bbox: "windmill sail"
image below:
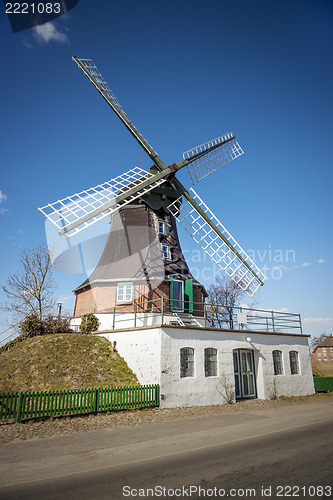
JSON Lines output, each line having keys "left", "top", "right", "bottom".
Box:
{"left": 73, "top": 57, "right": 166, "bottom": 172}
{"left": 39, "top": 166, "right": 168, "bottom": 238}
{"left": 183, "top": 133, "right": 244, "bottom": 185}
{"left": 168, "top": 188, "right": 266, "bottom": 297}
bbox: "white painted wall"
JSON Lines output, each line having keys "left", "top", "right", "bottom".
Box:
{"left": 97, "top": 325, "right": 314, "bottom": 409}
{"left": 99, "top": 328, "right": 161, "bottom": 385}
{"left": 159, "top": 328, "right": 314, "bottom": 408}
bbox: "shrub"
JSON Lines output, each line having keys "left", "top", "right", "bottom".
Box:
{"left": 20, "top": 314, "right": 45, "bottom": 338}
{"left": 80, "top": 313, "right": 100, "bottom": 334}
{"left": 19, "top": 313, "right": 73, "bottom": 339}
{"left": 44, "top": 314, "right": 73, "bottom": 335}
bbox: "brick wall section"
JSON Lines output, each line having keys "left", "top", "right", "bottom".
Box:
{"left": 311, "top": 347, "right": 333, "bottom": 363}
{"left": 74, "top": 280, "right": 205, "bottom": 317}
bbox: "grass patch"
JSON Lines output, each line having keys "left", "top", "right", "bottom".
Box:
{"left": 0, "top": 334, "right": 138, "bottom": 392}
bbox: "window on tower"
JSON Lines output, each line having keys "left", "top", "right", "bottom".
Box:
{"left": 162, "top": 244, "right": 171, "bottom": 260}
{"left": 116, "top": 282, "right": 133, "bottom": 303}
{"left": 158, "top": 220, "right": 166, "bottom": 235}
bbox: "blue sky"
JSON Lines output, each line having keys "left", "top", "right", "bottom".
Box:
{"left": 0, "top": 0, "right": 332, "bottom": 339}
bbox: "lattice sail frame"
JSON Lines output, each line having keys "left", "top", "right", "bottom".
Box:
{"left": 77, "top": 59, "right": 129, "bottom": 121}
{"left": 183, "top": 133, "right": 244, "bottom": 185}
{"left": 168, "top": 188, "right": 266, "bottom": 297}
{"left": 39, "top": 167, "right": 167, "bottom": 238}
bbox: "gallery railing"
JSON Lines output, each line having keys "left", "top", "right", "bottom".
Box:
{"left": 105, "top": 298, "right": 303, "bottom": 334}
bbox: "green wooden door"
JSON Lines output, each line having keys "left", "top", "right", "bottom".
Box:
{"left": 233, "top": 349, "right": 257, "bottom": 399}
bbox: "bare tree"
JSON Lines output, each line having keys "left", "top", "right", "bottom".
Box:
{"left": 206, "top": 275, "right": 250, "bottom": 329}
{"left": 1, "top": 243, "right": 56, "bottom": 322}
{"left": 310, "top": 333, "right": 328, "bottom": 353}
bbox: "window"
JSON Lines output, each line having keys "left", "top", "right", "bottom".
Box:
{"left": 330, "top": 347, "right": 333, "bottom": 359}
{"left": 317, "top": 352, "right": 322, "bottom": 361}
{"left": 205, "top": 348, "right": 217, "bottom": 377}
{"left": 180, "top": 347, "right": 194, "bottom": 378}
{"left": 272, "top": 350, "right": 283, "bottom": 375}
{"left": 162, "top": 244, "right": 171, "bottom": 260}
{"left": 289, "top": 351, "right": 299, "bottom": 375}
{"left": 158, "top": 220, "right": 166, "bottom": 235}
{"left": 171, "top": 279, "right": 184, "bottom": 312}
{"left": 116, "top": 282, "right": 133, "bottom": 303}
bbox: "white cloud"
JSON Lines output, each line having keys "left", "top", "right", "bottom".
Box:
{"left": 33, "top": 22, "right": 69, "bottom": 44}
{"left": 276, "top": 307, "right": 291, "bottom": 313}
{"left": 0, "top": 191, "right": 8, "bottom": 214}
{"left": 0, "top": 190, "right": 7, "bottom": 203}
{"left": 293, "top": 262, "right": 312, "bottom": 269}
{"left": 57, "top": 295, "right": 72, "bottom": 303}
{"left": 318, "top": 258, "right": 325, "bottom": 264}
{"left": 303, "top": 317, "right": 333, "bottom": 326}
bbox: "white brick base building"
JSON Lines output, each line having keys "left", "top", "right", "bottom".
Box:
{"left": 99, "top": 324, "right": 315, "bottom": 408}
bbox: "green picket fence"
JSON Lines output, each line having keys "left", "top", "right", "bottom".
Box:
{"left": 313, "top": 376, "right": 333, "bottom": 393}
{"left": 0, "top": 384, "right": 159, "bottom": 423}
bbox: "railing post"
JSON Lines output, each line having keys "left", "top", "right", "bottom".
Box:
{"left": 204, "top": 303, "right": 207, "bottom": 328}
{"left": 271, "top": 311, "right": 275, "bottom": 332}
{"left": 16, "top": 392, "right": 24, "bottom": 423}
{"left": 161, "top": 297, "right": 164, "bottom": 324}
{"left": 299, "top": 314, "right": 303, "bottom": 334}
{"left": 112, "top": 307, "right": 116, "bottom": 330}
{"left": 134, "top": 302, "right": 137, "bottom": 328}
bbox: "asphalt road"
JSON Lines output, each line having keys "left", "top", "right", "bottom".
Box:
{"left": 0, "top": 401, "right": 332, "bottom": 500}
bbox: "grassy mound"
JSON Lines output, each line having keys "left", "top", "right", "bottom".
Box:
{"left": 0, "top": 334, "right": 138, "bottom": 392}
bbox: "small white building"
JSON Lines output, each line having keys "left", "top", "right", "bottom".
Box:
{"left": 95, "top": 317, "right": 314, "bottom": 408}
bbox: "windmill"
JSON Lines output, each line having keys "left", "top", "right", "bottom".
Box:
{"left": 39, "top": 58, "right": 266, "bottom": 321}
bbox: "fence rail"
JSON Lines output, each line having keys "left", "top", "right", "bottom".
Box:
{"left": 0, "top": 384, "right": 159, "bottom": 423}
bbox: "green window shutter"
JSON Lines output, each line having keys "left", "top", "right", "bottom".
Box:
{"left": 184, "top": 278, "right": 193, "bottom": 313}
{"left": 170, "top": 276, "right": 174, "bottom": 312}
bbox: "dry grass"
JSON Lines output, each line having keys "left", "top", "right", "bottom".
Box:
{"left": 312, "top": 362, "right": 333, "bottom": 377}
{"left": 0, "top": 334, "right": 138, "bottom": 392}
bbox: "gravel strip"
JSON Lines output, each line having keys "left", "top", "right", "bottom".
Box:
{"left": 0, "top": 393, "right": 332, "bottom": 445}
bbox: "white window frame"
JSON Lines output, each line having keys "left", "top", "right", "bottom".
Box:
{"left": 204, "top": 348, "right": 218, "bottom": 377}
{"left": 289, "top": 350, "right": 300, "bottom": 375}
{"left": 272, "top": 350, "right": 284, "bottom": 375}
{"left": 317, "top": 352, "right": 322, "bottom": 361}
{"left": 162, "top": 244, "right": 171, "bottom": 260}
{"left": 172, "top": 279, "right": 184, "bottom": 312}
{"left": 158, "top": 220, "right": 166, "bottom": 235}
{"left": 180, "top": 347, "right": 195, "bottom": 378}
{"left": 116, "top": 282, "right": 133, "bottom": 303}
